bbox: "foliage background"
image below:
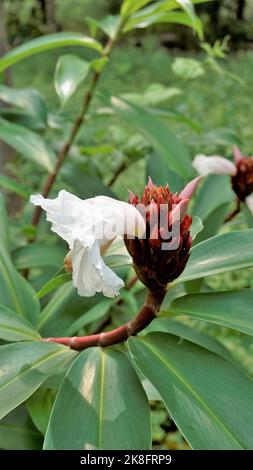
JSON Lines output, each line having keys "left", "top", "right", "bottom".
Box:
{"left": 1, "top": 0, "right": 253, "bottom": 451}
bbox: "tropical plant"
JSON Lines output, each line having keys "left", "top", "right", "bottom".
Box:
{"left": 0, "top": 0, "right": 253, "bottom": 451}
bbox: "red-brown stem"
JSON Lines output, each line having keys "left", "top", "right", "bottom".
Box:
{"left": 126, "top": 274, "right": 138, "bottom": 290}
{"left": 31, "top": 25, "right": 123, "bottom": 229}
{"left": 224, "top": 197, "right": 241, "bottom": 223}
{"left": 42, "top": 288, "right": 166, "bottom": 351}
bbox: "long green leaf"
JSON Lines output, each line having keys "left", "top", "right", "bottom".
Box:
{"left": 167, "top": 289, "right": 253, "bottom": 336}
{"left": 0, "top": 174, "right": 30, "bottom": 198}
{"left": 0, "top": 85, "right": 47, "bottom": 127}
{"left": 12, "top": 243, "right": 65, "bottom": 270}
{"left": 0, "top": 245, "right": 40, "bottom": 325}
{"left": 0, "top": 305, "right": 41, "bottom": 341}
{"left": 0, "top": 118, "right": 56, "bottom": 172}
{"left": 54, "top": 54, "right": 90, "bottom": 105}
{"left": 26, "top": 388, "right": 56, "bottom": 435}
{"left": 121, "top": 0, "right": 151, "bottom": 17}
{"left": 106, "top": 96, "right": 192, "bottom": 179}
{"left": 0, "top": 192, "right": 9, "bottom": 253}
{"left": 44, "top": 348, "right": 151, "bottom": 450}
{"left": 125, "top": 11, "right": 203, "bottom": 38}
{"left": 192, "top": 175, "right": 233, "bottom": 221}
{"left": 0, "top": 33, "right": 102, "bottom": 72}
{"left": 0, "top": 342, "right": 76, "bottom": 420}
{"left": 129, "top": 333, "right": 253, "bottom": 449}
{"left": 147, "top": 318, "right": 234, "bottom": 364}
{"left": 38, "top": 282, "right": 104, "bottom": 336}
{"left": 35, "top": 274, "right": 71, "bottom": 299}
{"left": 146, "top": 151, "right": 184, "bottom": 193}
{"left": 176, "top": 229, "right": 253, "bottom": 283}
{"left": 0, "top": 406, "right": 43, "bottom": 450}
{"left": 66, "top": 297, "right": 116, "bottom": 335}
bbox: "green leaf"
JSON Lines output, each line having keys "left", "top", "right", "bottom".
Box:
{"left": 129, "top": 333, "right": 253, "bottom": 449}
{"left": 0, "top": 342, "right": 76, "bottom": 420}
{"left": 0, "top": 85, "right": 47, "bottom": 127}
{"left": 0, "top": 174, "right": 30, "bottom": 198}
{"left": 242, "top": 202, "right": 253, "bottom": 228}
{"left": 191, "top": 128, "right": 242, "bottom": 147}
{"left": 148, "top": 318, "right": 234, "bottom": 364}
{"left": 176, "top": 230, "right": 253, "bottom": 284}
{"left": 0, "top": 406, "right": 43, "bottom": 450}
{"left": 193, "top": 204, "right": 229, "bottom": 246}
{"left": 12, "top": 243, "right": 65, "bottom": 270}
{"left": 38, "top": 282, "right": 102, "bottom": 335}
{"left": 0, "top": 245, "right": 40, "bottom": 325}
{"left": 172, "top": 57, "right": 205, "bottom": 80}
{"left": 190, "top": 216, "right": 203, "bottom": 241}
{"left": 121, "top": 0, "right": 151, "bottom": 17}
{"left": 0, "top": 33, "right": 102, "bottom": 73}
{"left": 172, "top": 0, "right": 197, "bottom": 26}
{"left": 121, "top": 83, "right": 182, "bottom": 107}
{"left": 0, "top": 192, "right": 9, "bottom": 253}
{"left": 0, "top": 118, "right": 56, "bottom": 172}
{"left": 124, "top": 1, "right": 203, "bottom": 39}
{"left": 66, "top": 297, "right": 116, "bottom": 335}
{"left": 167, "top": 289, "right": 253, "bottom": 336}
{"left": 146, "top": 151, "right": 184, "bottom": 193}
{"left": 62, "top": 165, "right": 116, "bottom": 199}
{"left": 26, "top": 388, "right": 55, "bottom": 435}
{"left": 106, "top": 96, "right": 192, "bottom": 179}
{"left": 44, "top": 348, "right": 151, "bottom": 450}
{"left": 87, "top": 15, "right": 121, "bottom": 40}
{"left": 35, "top": 274, "right": 71, "bottom": 299}
{"left": 0, "top": 305, "right": 41, "bottom": 341}
{"left": 103, "top": 254, "right": 132, "bottom": 268}
{"left": 54, "top": 54, "right": 90, "bottom": 105}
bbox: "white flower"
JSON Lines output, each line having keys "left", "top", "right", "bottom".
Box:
{"left": 193, "top": 154, "right": 237, "bottom": 177}
{"left": 30, "top": 190, "right": 145, "bottom": 298}
{"left": 245, "top": 194, "right": 253, "bottom": 216}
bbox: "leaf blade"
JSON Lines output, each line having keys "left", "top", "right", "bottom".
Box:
{"left": 167, "top": 289, "right": 253, "bottom": 336}
{"left": 44, "top": 348, "right": 151, "bottom": 449}
{"left": 129, "top": 333, "right": 253, "bottom": 449}
{"left": 0, "top": 305, "right": 41, "bottom": 341}
{"left": 0, "top": 118, "right": 56, "bottom": 172}
{"left": 176, "top": 229, "right": 253, "bottom": 283}
{"left": 0, "top": 342, "right": 76, "bottom": 420}
{"left": 0, "top": 33, "right": 102, "bottom": 72}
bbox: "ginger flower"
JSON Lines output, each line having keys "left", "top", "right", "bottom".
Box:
{"left": 30, "top": 191, "right": 145, "bottom": 298}
{"left": 193, "top": 146, "right": 253, "bottom": 213}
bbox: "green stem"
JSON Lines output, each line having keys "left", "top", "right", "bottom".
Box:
{"left": 31, "top": 19, "right": 125, "bottom": 228}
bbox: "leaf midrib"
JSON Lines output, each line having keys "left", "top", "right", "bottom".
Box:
{"left": 0, "top": 254, "right": 23, "bottom": 315}
{"left": 98, "top": 350, "right": 106, "bottom": 450}
{"left": 0, "top": 348, "right": 70, "bottom": 396}
{"left": 141, "top": 339, "right": 245, "bottom": 449}
{"left": 0, "top": 322, "right": 40, "bottom": 340}
{"left": 170, "top": 311, "right": 253, "bottom": 334}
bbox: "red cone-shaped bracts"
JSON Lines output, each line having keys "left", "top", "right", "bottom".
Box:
{"left": 124, "top": 177, "right": 201, "bottom": 290}
{"left": 231, "top": 155, "right": 253, "bottom": 201}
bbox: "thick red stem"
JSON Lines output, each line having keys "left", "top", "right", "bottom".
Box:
{"left": 43, "top": 288, "right": 166, "bottom": 351}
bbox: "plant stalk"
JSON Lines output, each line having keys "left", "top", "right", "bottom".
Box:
{"left": 224, "top": 197, "right": 241, "bottom": 223}
{"left": 31, "top": 23, "right": 124, "bottom": 228}
{"left": 42, "top": 288, "right": 166, "bottom": 351}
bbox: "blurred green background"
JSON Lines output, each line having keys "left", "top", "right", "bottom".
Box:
{"left": 1, "top": 0, "right": 253, "bottom": 450}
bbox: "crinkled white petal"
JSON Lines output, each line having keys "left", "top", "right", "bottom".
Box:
{"left": 30, "top": 191, "right": 145, "bottom": 249}
{"left": 71, "top": 240, "right": 124, "bottom": 298}
{"left": 246, "top": 194, "right": 253, "bottom": 216}
{"left": 193, "top": 154, "right": 236, "bottom": 177}
{"left": 30, "top": 190, "right": 145, "bottom": 297}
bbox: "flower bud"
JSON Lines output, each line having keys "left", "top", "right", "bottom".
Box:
{"left": 124, "top": 177, "right": 200, "bottom": 290}
{"left": 231, "top": 157, "right": 253, "bottom": 201}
